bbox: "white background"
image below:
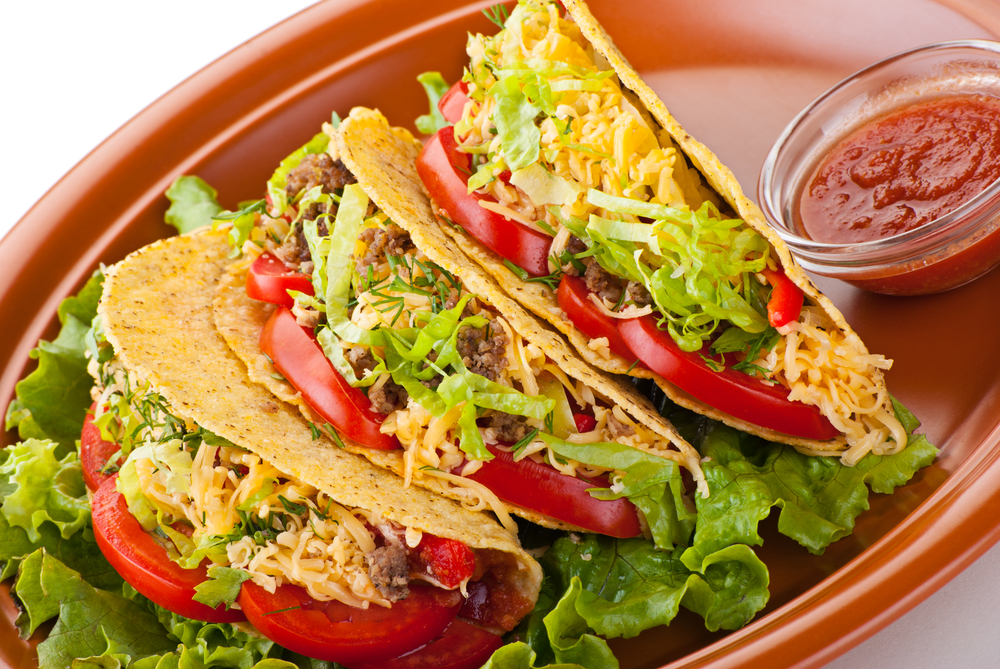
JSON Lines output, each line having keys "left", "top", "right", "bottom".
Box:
{"left": 3, "top": 2, "right": 1000, "bottom": 668}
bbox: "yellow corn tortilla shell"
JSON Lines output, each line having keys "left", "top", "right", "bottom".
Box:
{"left": 213, "top": 107, "right": 706, "bottom": 530}
{"left": 99, "top": 229, "right": 542, "bottom": 608}
{"left": 417, "top": 0, "right": 893, "bottom": 451}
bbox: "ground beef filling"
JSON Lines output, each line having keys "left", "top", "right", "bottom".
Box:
{"left": 456, "top": 318, "right": 508, "bottom": 382}
{"left": 627, "top": 281, "right": 653, "bottom": 307}
{"left": 606, "top": 413, "right": 635, "bottom": 438}
{"left": 488, "top": 411, "right": 531, "bottom": 444}
{"left": 347, "top": 346, "right": 409, "bottom": 415}
{"left": 366, "top": 545, "right": 410, "bottom": 602}
{"left": 583, "top": 259, "right": 624, "bottom": 304}
{"left": 284, "top": 153, "right": 357, "bottom": 197}
{"left": 356, "top": 224, "right": 415, "bottom": 275}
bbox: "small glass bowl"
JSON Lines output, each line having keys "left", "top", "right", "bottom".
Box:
{"left": 758, "top": 40, "right": 1000, "bottom": 296}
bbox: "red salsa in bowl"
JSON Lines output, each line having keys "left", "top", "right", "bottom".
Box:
{"left": 758, "top": 41, "right": 1000, "bottom": 296}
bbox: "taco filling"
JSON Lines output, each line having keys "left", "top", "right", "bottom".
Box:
{"left": 82, "top": 229, "right": 541, "bottom": 667}
{"left": 215, "top": 118, "right": 701, "bottom": 544}
{"left": 414, "top": 0, "right": 903, "bottom": 464}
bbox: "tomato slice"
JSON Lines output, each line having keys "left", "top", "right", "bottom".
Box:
{"left": 618, "top": 316, "right": 839, "bottom": 440}
{"left": 91, "top": 476, "right": 246, "bottom": 623}
{"left": 463, "top": 445, "right": 642, "bottom": 538}
{"left": 350, "top": 620, "right": 502, "bottom": 669}
{"left": 416, "top": 127, "right": 552, "bottom": 278}
{"left": 239, "top": 580, "right": 462, "bottom": 665}
{"left": 246, "top": 253, "right": 314, "bottom": 309}
{"left": 259, "top": 307, "right": 399, "bottom": 450}
{"left": 438, "top": 81, "right": 469, "bottom": 124}
{"left": 556, "top": 275, "right": 638, "bottom": 362}
{"left": 81, "top": 403, "right": 122, "bottom": 492}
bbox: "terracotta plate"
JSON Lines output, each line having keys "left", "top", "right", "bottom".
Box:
{"left": 3, "top": 1, "right": 1000, "bottom": 668}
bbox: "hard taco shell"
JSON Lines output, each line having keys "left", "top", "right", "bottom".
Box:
{"left": 98, "top": 229, "right": 542, "bottom": 610}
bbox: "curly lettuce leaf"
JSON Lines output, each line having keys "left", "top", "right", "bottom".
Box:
{"left": 13, "top": 550, "right": 177, "bottom": 663}
{"left": 680, "top": 421, "right": 939, "bottom": 568}
{"left": 542, "top": 534, "right": 768, "bottom": 638}
{"left": 415, "top": 71, "right": 451, "bottom": 135}
{"left": 0, "top": 439, "right": 89, "bottom": 543}
{"left": 164, "top": 176, "right": 224, "bottom": 235}
{"left": 6, "top": 271, "right": 103, "bottom": 451}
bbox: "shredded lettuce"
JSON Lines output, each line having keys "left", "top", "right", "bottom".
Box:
{"left": 489, "top": 74, "right": 541, "bottom": 172}
{"left": 266, "top": 131, "right": 331, "bottom": 215}
{"left": 540, "top": 435, "right": 694, "bottom": 550}
{"left": 415, "top": 71, "right": 452, "bottom": 135}
{"left": 585, "top": 190, "right": 771, "bottom": 351}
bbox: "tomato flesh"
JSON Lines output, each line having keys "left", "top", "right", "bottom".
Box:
{"left": 411, "top": 535, "right": 476, "bottom": 589}
{"left": 350, "top": 620, "right": 502, "bottom": 669}
{"left": 437, "top": 81, "right": 469, "bottom": 124}
{"left": 556, "top": 275, "right": 638, "bottom": 362}
{"left": 463, "top": 444, "right": 642, "bottom": 538}
{"left": 80, "top": 403, "right": 122, "bottom": 492}
{"left": 246, "top": 253, "right": 314, "bottom": 309}
{"left": 416, "top": 127, "right": 552, "bottom": 277}
{"left": 761, "top": 267, "right": 804, "bottom": 328}
{"left": 91, "top": 476, "right": 246, "bottom": 624}
{"left": 259, "top": 307, "right": 399, "bottom": 450}
{"left": 239, "top": 581, "right": 461, "bottom": 665}
{"left": 573, "top": 413, "right": 597, "bottom": 433}
{"left": 618, "top": 316, "right": 839, "bottom": 440}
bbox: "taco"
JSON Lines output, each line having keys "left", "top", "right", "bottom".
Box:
{"left": 413, "top": 0, "right": 903, "bottom": 464}
{"left": 210, "top": 109, "right": 702, "bottom": 549}
{"left": 87, "top": 228, "right": 542, "bottom": 665}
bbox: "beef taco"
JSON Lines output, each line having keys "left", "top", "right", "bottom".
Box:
{"left": 413, "top": 0, "right": 903, "bottom": 464}
{"left": 211, "top": 109, "right": 703, "bottom": 549}
{"left": 88, "top": 229, "right": 542, "bottom": 665}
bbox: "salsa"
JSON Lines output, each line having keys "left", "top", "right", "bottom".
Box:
{"left": 799, "top": 95, "right": 1000, "bottom": 244}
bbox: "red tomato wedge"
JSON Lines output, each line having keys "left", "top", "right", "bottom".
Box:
{"left": 556, "top": 275, "right": 638, "bottom": 363}
{"left": 410, "top": 535, "right": 477, "bottom": 589}
{"left": 618, "top": 316, "right": 839, "bottom": 440}
{"left": 416, "top": 127, "right": 552, "bottom": 278}
{"left": 246, "top": 253, "right": 313, "bottom": 309}
{"left": 238, "top": 581, "right": 462, "bottom": 665}
{"left": 761, "top": 267, "right": 804, "bottom": 328}
{"left": 438, "top": 81, "right": 469, "bottom": 124}
{"left": 80, "top": 403, "right": 122, "bottom": 492}
{"left": 463, "top": 445, "right": 642, "bottom": 538}
{"left": 91, "top": 476, "right": 246, "bottom": 624}
{"left": 350, "top": 620, "right": 503, "bottom": 669}
{"left": 573, "top": 413, "right": 597, "bottom": 433}
{"left": 259, "top": 307, "right": 399, "bottom": 450}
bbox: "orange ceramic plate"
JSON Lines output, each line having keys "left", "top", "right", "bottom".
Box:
{"left": 3, "top": 1, "right": 1000, "bottom": 668}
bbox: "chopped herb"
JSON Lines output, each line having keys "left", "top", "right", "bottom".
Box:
{"left": 308, "top": 422, "right": 322, "bottom": 441}
{"left": 324, "top": 423, "right": 346, "bottom": 449}
{"left": 503, "top": 259, "right": 530, "bottom": 280}
{"left": 264, "top": 605, "right": 303, "bottom": 616}
{"left": 278, "top": 495, "right": 309, "bottom": 517}
{"left": 699, "top": 355, "right": 724, "bottom": 373}
{"left": 511, "top": 428, "right": 540, "bottom": 457}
